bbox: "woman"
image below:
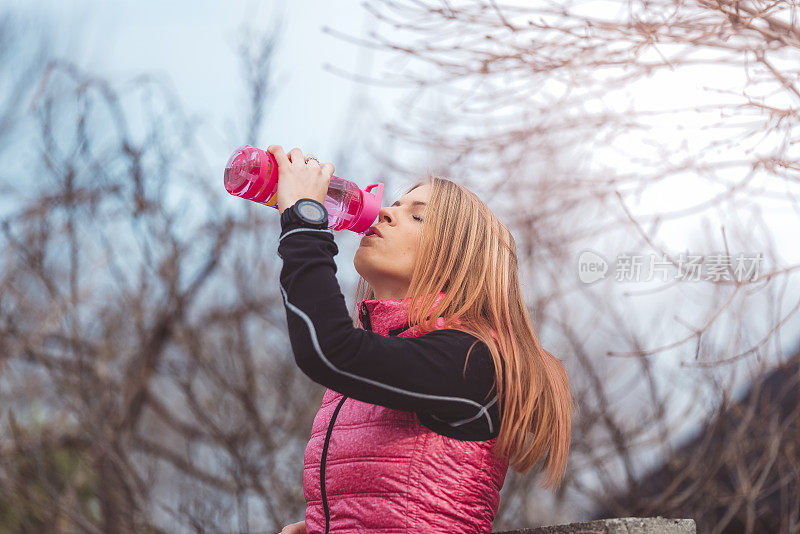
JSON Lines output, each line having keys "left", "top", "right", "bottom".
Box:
{"left": 270, "top": 145, "right": 572, "bottom": 534}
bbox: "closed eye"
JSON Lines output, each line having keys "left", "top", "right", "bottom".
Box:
{"left": 413, "top": 215, "right": 423, "bottom": 222}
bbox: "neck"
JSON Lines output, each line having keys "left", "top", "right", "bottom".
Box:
{"left": 369, "top": 283, "right": 410, "bottom": 301}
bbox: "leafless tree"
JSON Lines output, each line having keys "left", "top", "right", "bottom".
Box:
{"left": 0, "top": 7, "right": 323, "bottom": 533}
{"left": 322, "top": 0, "right": 800, "bottom": 531}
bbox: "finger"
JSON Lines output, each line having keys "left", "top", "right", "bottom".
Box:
{"left": 320, "top": 162, "right": 334, "bottom": 177}
{"left": 306, "top": 157, "right": 320, "bottom": 167}
{"left": 287, "top": 147, "right": 304, "bottom": 164}
{"left": 267, "top": 145, "right": 290, "bottom": 168}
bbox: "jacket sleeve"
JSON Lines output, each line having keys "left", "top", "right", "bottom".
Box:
{"left": 277, "top": 219, "right": 499, "bottom": 436}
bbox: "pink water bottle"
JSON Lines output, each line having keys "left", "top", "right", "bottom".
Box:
{"left": 224, "top": 144, "right": 384, "bottom": 235}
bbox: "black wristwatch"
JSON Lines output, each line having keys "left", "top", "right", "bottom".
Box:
{"left": 280, "top": 198, "right": 329, "bottom": 230}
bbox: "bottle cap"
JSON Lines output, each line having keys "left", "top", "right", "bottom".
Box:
{"left": 224, "top": 145, "right": 279, "bottom": 205}
{"left": 351, "top": 183, "right": 384, "bottom": 234}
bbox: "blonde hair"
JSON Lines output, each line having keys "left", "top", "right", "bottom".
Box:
{"left": 352, "top": 175, "right": 572, "bottom": 490}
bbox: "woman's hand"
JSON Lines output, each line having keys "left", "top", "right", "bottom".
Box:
{"left": 267, "top": 145, "right": 334, "bottom": 215}
{"left": 279, "top": 520, "right": 307, "bottom": 534}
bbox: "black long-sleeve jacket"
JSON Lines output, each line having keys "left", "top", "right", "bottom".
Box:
{"left": 277, "top": 209, "right": 501, "bottom": 441}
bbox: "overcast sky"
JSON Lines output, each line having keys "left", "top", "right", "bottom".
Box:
{"left": 9, "top": 0, "right": 799, "bottom": 336}
{"left": 12, "top": 0, "right": 404, "bottom": 182}
{"left": 7, "top": 0, "right": 797, "bottom": 352}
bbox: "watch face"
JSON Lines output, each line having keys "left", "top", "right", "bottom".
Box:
{"left": 297, "top": 200, "right": 327, "bottom": 224}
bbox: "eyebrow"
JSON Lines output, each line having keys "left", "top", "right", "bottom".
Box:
{"left": 391, "top": 200, "right": 428, "bottom": 208}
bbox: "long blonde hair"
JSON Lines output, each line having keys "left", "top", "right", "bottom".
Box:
{"left": 352, "top": 175, "right": 572, "bottom": 491}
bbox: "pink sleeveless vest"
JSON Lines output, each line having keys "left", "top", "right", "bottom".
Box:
{"left": 303, "top": 293, "right": 509, "bottom": 533}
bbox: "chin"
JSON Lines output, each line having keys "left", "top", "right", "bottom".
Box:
{"left": 354, "top": 255, "right": 381, "bottom": 281}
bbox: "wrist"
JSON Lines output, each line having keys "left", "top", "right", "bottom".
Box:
{"left": 280, "top": 198, "right": 329, "bottom": 232}
{"left": 281, "top": 196, "right": 324, "bottom": 214}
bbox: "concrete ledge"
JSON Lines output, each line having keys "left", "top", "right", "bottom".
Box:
{"left": 493, "top": 516, "right": 696, "bottom": 534}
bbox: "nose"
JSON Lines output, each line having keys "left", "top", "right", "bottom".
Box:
{"left": 377, "top": 205, "right": 396, "bottom": 225}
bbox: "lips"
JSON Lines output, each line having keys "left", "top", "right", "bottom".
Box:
{"left": 366, "top": 226, "right": 382, "bottom": 238}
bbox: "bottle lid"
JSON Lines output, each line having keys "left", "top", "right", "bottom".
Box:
{"left": 224, "top": 145, "right": 279, "bottom": 205}
{"left": 351, "top": 183, "right": 384, "bottom": 234}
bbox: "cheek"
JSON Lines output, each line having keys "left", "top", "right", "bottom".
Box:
{"left": 408, "top": 233, "right": 422, "bottom": 256}
{"left": 400, "top": 237, "right": 421, "bottom": 265}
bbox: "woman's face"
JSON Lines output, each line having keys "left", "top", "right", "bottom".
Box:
{"left": 354, "top": 184, "right": 431, "bottom": 301}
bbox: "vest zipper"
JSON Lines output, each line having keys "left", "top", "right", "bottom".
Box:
{"left": 320, "top": 395, "right": 347, "bottom": 534}
{"left": 319, "top": 303, "right": 372, "bottom": 533}
{"left": 319, "top": 303, "right": 409, "bottom": 532}
{"left": 359, "top": 302, "right": 372, "bottom": 331}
